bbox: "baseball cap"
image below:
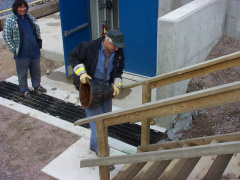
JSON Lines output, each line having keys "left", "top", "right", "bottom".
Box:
{"left": 107, "top": 29, "right": 125, "bottom": 48}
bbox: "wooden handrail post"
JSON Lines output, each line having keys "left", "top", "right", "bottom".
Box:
{"left": 96, "top": 119, "right": 110, "bottom": 180}
{"left": 141, "top": 83, "right": 151, "bottom": 146}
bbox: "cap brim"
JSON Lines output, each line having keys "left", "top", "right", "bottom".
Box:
{"left": 113, "top": 41, "right": 125, "bottom": 48}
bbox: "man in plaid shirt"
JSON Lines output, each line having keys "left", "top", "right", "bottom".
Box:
{"left": 2, "top": 0, "right": 46, "bottom": 99}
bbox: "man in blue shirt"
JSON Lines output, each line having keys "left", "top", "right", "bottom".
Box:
{"left": 69, "top": 29, "right": 125, "bottom": 160}
{"left": 2, "top": 0, "right": 46, "bottom": 99}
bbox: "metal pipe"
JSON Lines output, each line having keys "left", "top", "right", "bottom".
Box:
{"left": 64, "top": 23, "right": 89, "bottom": 37}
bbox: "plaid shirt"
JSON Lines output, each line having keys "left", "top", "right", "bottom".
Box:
{"left": 2, "top": 13, "right": 41, "bottom": 55}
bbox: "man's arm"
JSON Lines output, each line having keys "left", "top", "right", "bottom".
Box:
{"left": 69, "top": 41, "right": 92, "bottom": 85}
{"left": 69, "top": 42, "right": 88, "bottom": 69}
{"left": 2, "top": 18, "right": 16, "bottom": 53}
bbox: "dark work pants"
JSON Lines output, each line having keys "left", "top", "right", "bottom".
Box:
{"left": 15, "top": 58, "right": 41, "bottom": 94}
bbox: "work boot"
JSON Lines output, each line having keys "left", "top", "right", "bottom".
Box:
{"left": 90, "top": 147, "right": 98, "bottom": 156}
{"left": 109, "top": 165, "right": 115, "bottom": 171}
{"left": 34, "top": 86, "right": 47, "bottom": 93}
{"left": 23, "top": 91, "right": 32, "bottom": 99}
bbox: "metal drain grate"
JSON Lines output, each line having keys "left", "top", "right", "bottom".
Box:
{"left": 0, "top": 81, "right": 163, "bottom": 146}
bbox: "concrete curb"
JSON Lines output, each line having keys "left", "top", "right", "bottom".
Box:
{"left": 41, "top": 48, "right": 64, "bottom": 62}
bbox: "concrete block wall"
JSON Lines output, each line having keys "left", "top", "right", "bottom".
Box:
{"left": 224, "top": 0, "right": 240, "bottom": 40}
{"left": 156, "top": 0, "right": 227, "bottom": 128}
{"left": 158, "top": 0, "right": 193, "bottom": 17}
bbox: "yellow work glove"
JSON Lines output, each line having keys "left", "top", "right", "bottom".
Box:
{"left": 80, "top": 73, "right": 92, "bottom": 84}
{"left": 111, "top": 84, "right": 120, "bottom": 99}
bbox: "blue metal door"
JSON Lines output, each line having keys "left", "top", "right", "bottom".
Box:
{"left": 119, "top": 1, "right": 158, "bottom": 77}
{"left": 59, "top": 0, "right": 90, "bottom": 77}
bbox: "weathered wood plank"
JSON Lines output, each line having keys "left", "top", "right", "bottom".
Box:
{"left": 74, "top": 81, "right": 240, "bottom": 126}
{"left": 148, "top": 160, "right": 171, "bottom": 180}
{"left": 96, "top": 120, "right": 110, "bottom": 180}
{"left": 141, "top": 83, "right": 151, "bottom": 146}
{"left": 113, "top": 163, "right": 144, "bottom": 180}
{"left": 80, "top": 140, "right": 240, "bottom": 168}
{"left": 122, "top": 51, "right": 240, "bottom": 90}
{"left": 186, "top": 139, "right": 219, "bottom": 180}
{"left": 221, "top": 153, "right": 240, "bottom": 179}
{"left": 205, "top": 154, "right": 233, "bottom": 179}
{"left": 149, "top": 56, "right": 240, "bottom": 89}
{"left": 113, "top": 164, "right": 137, "bottom": 180}
{"left": 175, "top": 157, "right": 200, "bottom": 180}
{"left": 126, "top": 163, "right": 146, "bottom": 180}
{"left": 134, "top": 147, "right": 165, "bottom": 180}
{"left": 158, "top": 143, "right": 190, "bottom": 180}
{"left": 138, "top": 132, "right": 240, "bottom": 152}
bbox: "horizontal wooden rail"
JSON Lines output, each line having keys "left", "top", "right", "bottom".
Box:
{"left": 138, "top": 132, "right": 240, "bottom": 152}
{"left": 74, "top": 81, "right": 240, "bottom": 127}
{"left": 81, "top": 141, "right": 240, "bottom": 167}
{"left": 122, "top": 51, "right": 240, "bottom": 90}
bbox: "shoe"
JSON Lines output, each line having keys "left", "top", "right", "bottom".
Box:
{"left": 109, "top": 165, "right": 115, "bottom": 171}
{"left": 34, "top": 86, "right": 47, "bottom": 93}
{"left": 23, "top": 91, "right": 32, "bottom": 99}
{"left": 90, "top": 147, "right": 98, "bottom": 156}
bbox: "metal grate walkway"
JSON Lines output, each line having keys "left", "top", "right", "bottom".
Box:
{"left": 0, "top": 81, "right": 163, "bottom": 147}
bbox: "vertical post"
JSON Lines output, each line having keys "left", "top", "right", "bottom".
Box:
{"left": 141, "top": 83, "right": 151, "bottom": 146}
{"left": 96, "top": 119, "right": 110, "bottom": 180}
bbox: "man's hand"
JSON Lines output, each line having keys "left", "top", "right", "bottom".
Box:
{"left": 80, "top": 73, "right": 92, "bottom": 84}
{"left": 111, "top": 84, "right": 120, "bottom": 99}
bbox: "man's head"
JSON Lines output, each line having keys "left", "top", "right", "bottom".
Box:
{"left": 12, "top": 0, "right": 29, "bottom": 16}
{"left": 104, "top": 29, "right": 125, "bottom": 53}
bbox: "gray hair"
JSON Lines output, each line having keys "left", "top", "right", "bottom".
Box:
{"left": 105, "top": 35, "right": 113, "bottom": 44}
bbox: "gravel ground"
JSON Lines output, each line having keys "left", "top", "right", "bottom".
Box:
{"left": 176, "top": 36, "right": 240, "bottom": 140}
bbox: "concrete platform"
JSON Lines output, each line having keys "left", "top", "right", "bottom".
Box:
{"left": 0, "top": 75, "right": 164, "bottom": 179}
{"left": 0, "top": 12, "right": 166, "bottom": 179}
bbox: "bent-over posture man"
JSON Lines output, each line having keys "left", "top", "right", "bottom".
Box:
{"left": 2, "top": 0, "right": 46, "bottom": 99}
{"left": 69, "top": 29, "right": 125, "bottom": 159}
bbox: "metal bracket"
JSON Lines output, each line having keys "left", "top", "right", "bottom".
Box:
{"left": 64, "top": 23, "right": 89, "bottom": 37}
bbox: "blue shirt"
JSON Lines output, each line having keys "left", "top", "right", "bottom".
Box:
{"left": 16, "top": 14, "right": 40, "bottom": 60}
{"left": 93, "top": 41, "right": 115, "bottom": 81}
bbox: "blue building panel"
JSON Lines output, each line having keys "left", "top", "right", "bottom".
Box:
{"left": 59, "top": 0, "right": 90, "bottom": 77}
{"left": 119, "top": 1, "right": 158, "bottom": 77}
{"left": 59, "top": 1, "right": 158, "bottom": 77}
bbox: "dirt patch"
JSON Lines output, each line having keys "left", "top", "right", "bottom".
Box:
{"left": 0, "top": 48, "right": 64, "bottom": 81}
{"left": 0, "top": 48, "right": 80, "bottom": 179}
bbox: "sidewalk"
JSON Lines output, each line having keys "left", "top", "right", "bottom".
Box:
{"left": 0, "top": 12, "right": 165, "bottom": 179}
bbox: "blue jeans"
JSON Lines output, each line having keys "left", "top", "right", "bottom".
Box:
{"left": 85, "top": 99, "right": 112, "bottom": 155}
{"left": 15, "top": 58, "right": 41, "bottom": 94}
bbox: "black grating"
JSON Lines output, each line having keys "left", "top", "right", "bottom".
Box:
{"left": 0, "top": 81, "right": 163, "bottom": 147}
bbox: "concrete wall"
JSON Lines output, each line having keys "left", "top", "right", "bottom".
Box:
{"left": 156, "top": 0, "right": 227, "bottom": 128}
{"left": 224, "top": 0, "right": 240, "bottom": 40}
{"left": 158, "top": 0, "right": 193, "bottom": 17}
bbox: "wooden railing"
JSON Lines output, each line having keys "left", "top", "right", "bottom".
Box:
{"left": 74, "top": 51, "right": 240, "bottom": 180}
{"left": 81, "top": 140, "right": 240, "bottom": 167}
